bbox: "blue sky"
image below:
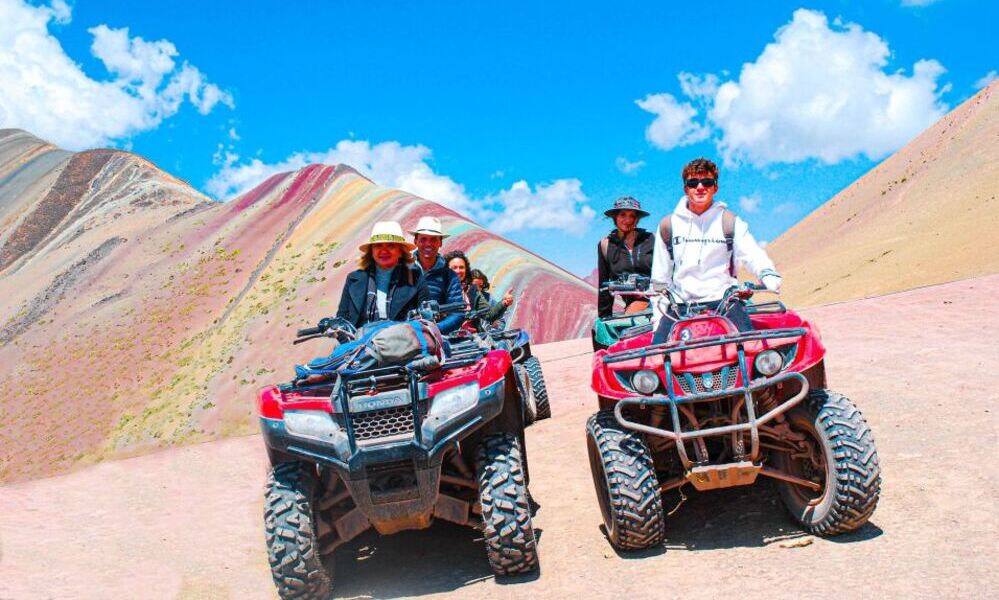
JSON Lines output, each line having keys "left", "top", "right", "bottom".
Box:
{"left": 1, "top": 0, "right": 997, "bottom": 275}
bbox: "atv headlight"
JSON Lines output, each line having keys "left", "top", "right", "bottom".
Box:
{"left": 631, "top": 370, "right": 660, "bottom": 395}
{"left": 284, "top": 410, "right": 340, "bottom": 441}
{"left": 430, "top": 382, "right": 479, "bottom": 417}
{"left": 754, "top": 350, "right": 783, "bottom": 376}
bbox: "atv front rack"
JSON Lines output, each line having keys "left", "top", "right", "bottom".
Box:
{"left": 604, "top": 327, "right": 808, "bottom": 470}
{"left": 601, "top": 327, "right": 806, "bottom": 364}
{"left": 282, "top": 351, "right": 492, "bottom": 472}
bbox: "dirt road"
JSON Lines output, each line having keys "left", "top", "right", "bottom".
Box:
{"left": 2, "top": 275, "right": 997, "bottom": 599}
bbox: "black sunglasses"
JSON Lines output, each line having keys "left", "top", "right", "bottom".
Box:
{"left": 685, "top": 178, "right": 717, "bottom": 188}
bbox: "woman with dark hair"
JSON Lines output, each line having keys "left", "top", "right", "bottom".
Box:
{"left": 597, "top": 196, "right": 655, "bottom": 318}
{"left": 336, "top": 221, "right": 429, "bottom": 328}
{"left": 445, "top": 250, "right": 507, "bottom": 330}
{"left": 469, "top": 269, "right": 491, "bottom": 300}
{"left": 471, "top": 268, "right": 514, "bottom": 316}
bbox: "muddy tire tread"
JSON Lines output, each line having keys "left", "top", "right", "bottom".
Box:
{"left": 264, "top": 462, "right": 332, "bottom": 599}
{"left": 524, "top": 356, "right": 551, "bottom": 420}
{"left": 586, "top": 410, "right": 665, "bottom": 550}
{"left": 476, "top": 433, "right": 540, "bottom": 576}
{"left": 790, "top": 389, "right": 881, "bottom": 535}
{"left": 514, "top": 364, "right": 538, "bottom": 426}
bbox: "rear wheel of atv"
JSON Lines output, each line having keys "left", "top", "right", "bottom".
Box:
{"left": 264, "top": 462, "right": 333, "bottom": 599}
{"left": 524, "top": 356, "right": 551, "bottom": 420}
{"left": 586, "top": 410, "right": 665, "bottom": 551}
{"left": 774, "top": 389, "right": 881, "bottom": 535}
{"left": 514, "top": 364, "right": 538, "bottom": 426}
{"left": 476, "top": 433, "right": 539, "bottom": 576}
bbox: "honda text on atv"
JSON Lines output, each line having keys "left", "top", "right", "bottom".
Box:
{"left": 592, "top": 274, "right": 654, "bottom": 351}
{"left": 257, "top": 304, "right": 538, "bottom": 599}
{"left": 587, "top": 283, "right": 881, "bottom": 550}
{"left": 447, "top": 316, "right": 551, "bottom": 426}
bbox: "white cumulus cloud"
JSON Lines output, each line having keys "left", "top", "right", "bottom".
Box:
{"left": 738, "top": 194, "right": 762, "bottom": 214}
{"left": 206, "top": 141, "right": 595, "bottom": 236}
{"left": 615, "top": 156, "right": 646, "bottom": 175}
{"left": 638, "top": 9, "right": 949, "bottom": 166}
{"left": 205, "top": 140, "right": 474, "bottom": 215}
{"left": 483, "top": 179, "right": 595, "bottom": 237}
{"left": 635, "top": 93, "right": 710, "bottom": 151}
{"left": 678, "top": 72, "right": 720, "bottom": 102}
{"left": 0, "top": 0, "right": 232, "bottom": 150}
{"left": 974, "top": 70, "right": 997, "bottom": 89}
{"left": 772, "top": 201, "right": 799, "bottom": 216}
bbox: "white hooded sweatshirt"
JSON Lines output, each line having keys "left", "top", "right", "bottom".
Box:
{"left": 651, "top": 198, "right": 779, "bottom": 326}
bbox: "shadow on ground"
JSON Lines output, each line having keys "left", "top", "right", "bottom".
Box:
{"left": 654, "top": 480, "right": 883, "bottom": 552}
{"left": 329, "top": 521, "right": 542, "bottom": 598}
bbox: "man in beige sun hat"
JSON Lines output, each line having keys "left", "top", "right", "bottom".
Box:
{"left": 335, "top": 221, "right": 428, "bottom": 327}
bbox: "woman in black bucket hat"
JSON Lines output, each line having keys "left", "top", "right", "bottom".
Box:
{"left": 596, "top": 196, "right": 655, "bottom": 318}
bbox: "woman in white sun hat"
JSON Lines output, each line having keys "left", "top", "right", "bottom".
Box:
{"left": 336, "top": 221, "right": 429, "bottom": 328}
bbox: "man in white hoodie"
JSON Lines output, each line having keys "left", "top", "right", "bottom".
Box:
{"left": 650, "top": 158, "right": 782, "bottom": 342}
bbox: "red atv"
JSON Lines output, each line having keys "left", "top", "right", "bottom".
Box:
{"left": 257, "top": 306, "right": 538, "bottom": 599}
{"left": 587, "top": 283, "right": 881, "bottom": 550}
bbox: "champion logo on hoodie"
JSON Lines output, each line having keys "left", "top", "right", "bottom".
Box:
{"left": 673, "top": 235, "right": 728, "bottom": 246}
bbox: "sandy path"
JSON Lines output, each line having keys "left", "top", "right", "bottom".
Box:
{"left": 2, "top": 275, "right": 998, "bottom": 599}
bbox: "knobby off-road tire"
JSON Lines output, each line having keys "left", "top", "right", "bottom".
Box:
{"left": 776, "top": 389, "right": 881, "bottom": 535}
{"left": 475, "top": 433, "right": 539, "bottom": 576}
{"left": 523, "top": 356, "right": 551, "bottom": 420}
{"left": 586, "top": 410, "right": 665, "bottom": 551}
{"left": 514, "top": 364, "right": 538, "bottom": 426}
{"left": 264, "top": 462, "right": 333, "bottom": 599}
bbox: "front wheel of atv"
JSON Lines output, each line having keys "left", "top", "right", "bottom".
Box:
{"left": 774, "top": 389, "right": 881, "bottom": 535}
{"left": 476, "top": 433, "right": 539, "bottom": 576}
{"left": 523, "top": 356, "right": 551, "bottom": 420}
{"left": 264, "top": 462, "right": 333, "bottom": 599}
{"left": 586, "top": 410, "right": 665, "bottom": 551}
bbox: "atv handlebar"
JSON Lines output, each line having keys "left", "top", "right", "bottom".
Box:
{"left": 607, "top": 280, "right": 780, "bottom": 320}
{"left": 599, "top": 274, "right": 652, "bottom": 295}
{"left": 437, "top": 301, "right": 467, "bottom": 314}
{"left": 292, "top": 332, "right": 326, "bottom": 345}
{"left": 293, "top": 316, "right": 358, "bottom": 345}
{"left": 296, "top": 325, "right": 322, "bottom": 337}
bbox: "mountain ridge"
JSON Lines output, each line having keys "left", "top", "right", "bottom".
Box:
{"left": 0, "top": 130, "right": 597, "bottom": 483}
{"left": 767, "top": 81, "right": 999, "bottom": 305}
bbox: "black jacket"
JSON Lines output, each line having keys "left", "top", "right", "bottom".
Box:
{"left": 597, "top": 228, "right": 654, "bottom": 318}
{"left": 336, "top": 264, "right": 429, "bottom": 328}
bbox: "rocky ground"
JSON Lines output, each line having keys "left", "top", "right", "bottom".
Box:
{"left": 1, "top": 275, "right": 997, "bottom": 599}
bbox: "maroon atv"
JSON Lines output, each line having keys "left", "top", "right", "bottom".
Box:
{"left": 587, "top": 283, "right": 881, "bottom": 550}
{"left": 257, "top": 307, "right": 538, "bottom": 599}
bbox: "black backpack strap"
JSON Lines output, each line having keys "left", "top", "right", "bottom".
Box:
{"left": 658, "top": 216, "right": 674, "bottom": 260}
{"left": 722, "top": 209, "right": 736, "bottom": 277}
{"left": 365, "top": 271, "right": 380, "bottom": 323}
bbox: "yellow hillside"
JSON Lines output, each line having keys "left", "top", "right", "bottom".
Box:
{"left": 767, "top": 82, "right": 999, "bottom": 306}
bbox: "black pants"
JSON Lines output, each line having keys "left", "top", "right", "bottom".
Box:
{"left": 652, "top": 300, "right": 752, "bottom": 344}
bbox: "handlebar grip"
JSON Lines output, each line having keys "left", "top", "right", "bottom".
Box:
{"left": 296, "top": 326, "right": 322, "bottom": 337}
{"left": 438, "top": 302, "right": 467, "bottom": 313}
{"left": 292, "top": 333, "right": 326, "bottom": 345}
